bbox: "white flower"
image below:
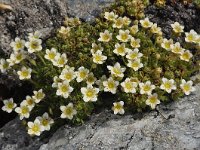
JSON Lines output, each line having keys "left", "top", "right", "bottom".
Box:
{"left": 130, "top": 37, "right": 141, "bottom": 48}
{"left": 92, "top": 50, "right": 107, "bottom": 64}
{"left": 161, "top": 38, "right": 173, "bottom": 51}
{"left": 112, "top": 101, "right": 125, "bottom": 115}
{"left": 113, "top": 17, "right": 124, "bottom": 28}
{"left": 104, "top": 11, "right": 118, "bottom": 21}
{"left": 180, "top": 50, "right": 193, "bottom": 62}
{"left": 126, "top": 48, "right": 143, "bottom": 60}
{"left": 180, "top": 79, "right": 195, "bottom": 95}
{"left": 17, "top": 67, "right": 32, "bottom": 80}
{"left": 76, "top": 66, "right": 89, "bottom": 82}
{"left": 96, "top": 75, "right": 107, "bottom": 91}
{"left": 32, "top": 89, "right": 45, "bottom": 103}
{"left": 160, "top": 78, "right": 176, "bottom": 93}
{"left": 113, "top": 43, "right": 129, "bottom": 56}
{"left": 81, "top": 85, "right": 99, "bottom": 102}
{"left": 36, "top": 113, "right": 54, "bottom": 131}
{"left": 7, "top": 51, "right": 26, "bottom": 66}
{"left": 53, "top": 53, "right": 68, "bottom": 68}
{"left": 146, "top": 93, "right": 160, "bottom": 109}
{"left": 130, "top": 25, "right": 139, "bottom": 35}
{"left": 28, "top": 31, "right": 42, "bottom": 40}
{"left": 170, "top": 42, "right": 184, "bottom": 54}
{"left": 44, "top": 48, "right": 58, "bottom": 61}
{"left": 91, "top": 43, "right": 103, "bottom": 54}
{"left": 107, "top": 62, "right": 126, "bottom": 78}
{"left": 139, "top": 81, "right": 156, "bottom": 95}
{"left": 121, "top": 78, "right": 137, "bottom": 93}
{"left": 15, "top": 104, "right": 31, "bottom": 120}
{"left": 123, "top": 16, "right": 131, "bottom": 26}
{"left": 0, "top": 59, "right": 10, "bottom": 73}
{"left": 10, "top": 37, "right": 25, "bottom": 51}
{"left": 28, "top": 119, "right": 44, "bottom": 136}
{"left": 21, "top": 96, "right": 35, "bottom": 110}
{"left": 2, "top": 98, "right": 17, "bottom": 113}
{"left": 127, "top": 59, "right": 143, "bottom": 71}
{"left": 98, "top": 30, "right": 112, "bottom": 42}
{"left": 60, "top": 103, "right": 77, "bottom": 119}
{"left": 103, "top": 77, "right": 119, "bottom": 94}
{"left": 116, "top": 30, "right": 131, "bottom": 42}
{"left": 86, "top": 72, "right": 97, "bottom": 85}
{"left": 56, "top": 81, "right": 73, "bottom": 98}
{"left": 185, "top": 30, "right": 198, "bottom": 43}
{"left": 52, "top": 76, "right": 62, "bottom": 88}
{"left": 140, "top": 18, "right": 153, "bottom": 28}
{"left": 58, "top": 26, "right": 71, "bottom": 36}
{"left": 171, "top": 22, "right": 184, "bottom": 33}
{"left": 25, "top": 38, "right": 42, "bottom": 53}
{"left": 150, "top": 23, "right": 162, "bottom": 35}
{"left": 59, "top": 66, "right": 76, "bottom": 82}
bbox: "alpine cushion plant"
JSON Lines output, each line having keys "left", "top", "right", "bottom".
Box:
{"left": 1, "top": 1, "right": 200, "bottom": 136}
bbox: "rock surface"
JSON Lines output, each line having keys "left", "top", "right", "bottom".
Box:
{"left": 38, "top": 83, "right": 200, "bottom": 150}
{"left": 1, "top": 83, "right": 199, "bottom": 150}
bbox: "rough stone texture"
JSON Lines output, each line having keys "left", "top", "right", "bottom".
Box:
{"left": 0, "top": 118, "right": 42, "bottom": 150}
{"left": 1, "top": 83, "right": 200, "bottom": 150}
{"left": 146, "top": 2, "right": 200, "bottom": 38}
{"left": 0, "top": 0, "right": 114, "bottom": 54}
{"left": 37, "top": 83, "right": 200, "bottom": 150}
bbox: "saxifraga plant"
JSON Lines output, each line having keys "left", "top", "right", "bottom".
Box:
{"left": 0, "top": 0, "right": 200, "bottom": 136}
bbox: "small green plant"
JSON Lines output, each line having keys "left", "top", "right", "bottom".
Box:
{"left": 0, "top": 0, "right": 200, "bottom": 136}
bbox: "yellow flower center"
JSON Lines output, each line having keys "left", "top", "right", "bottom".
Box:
{"left": 164, "top": 42, "right": 171, "bottom": 49}
{"left": 58, "top": 58, "right": 65, "bottom": 65}
{"left": 27, "top": 99, "right": 34, "bottom": 106}
{"left": 115, "top": 103, "right": 122, "bottom": 110}
{"left": 182, "top": 53, "right": 190, "bottom": 60}
{"left": 131, "top": 62, "right": 139, "bottom": 68}
{"left": 80, "top": 71, "right": 87, "bottom": 79}
{"left": 32, "top": 124, "right": 40, "bottom": 133}
{"left": 121, "top": 33, "right": 128, "bottom": 41}
{"left": 102, "top": 34, "right": 110, "bottom": 41}
{"left": 7, "top": 102, "right": 14, "bottom": 109}
{"left": 143, "top": 85, "right": 151, "bottom": 92}
{"left": 130, "top": 53, "right": 138, "bottom": 59}
{"left": 48, "top": 52, "right": 56, "bottom": 59}
{"left": 16, "top": 42, "right": 23, "bottom": 49}
{"left": 183, "top": 84, "right": 190, "bottom": 91}
{"left": 108, "top": 82, "right": 115, "bottom": 89}
{"left": 149, "top": 96, "right": 157, "bottom": 104}
{"left": 3, "top": 63, "right": 9, "bottom": 69}
{"left": 94, "top": 55, "right": 102, "bottom": 62}
{"left": 187, "top": 34, "right": 194, "bottom": 41}
{"left": 125, "top": 83, "right": 132, "bottom": 90}
{"left": 115, "top": 19, "right": 123, "bottom": 27}
{"left": 61, "top": 85, "right": 69, "bottom": 93}
{"left": 21, "top": 106, "right": 29, "bottom": 114}
{"left": 143, "top": 21, "right": 150, "bottom": 27}
{"left": 64, "top": 73, "right": 72, "bottom": 80}
{"left": 36, "top": 92, "right": 44, "bottom": 99}
{"left": 64, "top": 107, "right": 72, "bottom": 115}
{"left": 21, "top": 70, "right": 29, "bottom": 77}
{"left": 16, "top": 54, "right": 23, "bottom": 61}
{"left": 164, "top": 82, "right": 172, "bottom": 89}
{"left": 117, "top": 46, "right": 125, "bottom": 54}
{"left": 30, "top": 41, "right": 39, "bottom": 49}
{"left": 86, "top": 89, "right": 94, "bottom": 97}
{"left": 42, "top": 119, "right": 49, "bottom": 126}
{"left": 113, "top": 68, "right": 121, "bottom": 75}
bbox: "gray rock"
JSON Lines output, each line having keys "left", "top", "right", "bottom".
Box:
{"left": 37, "top": 83, "right": 200, "bottom": 150}
{"left": 0, "top": 118, "right": 42, "bottom": 150}
{"left": 0, "top": 0, "right": 114, "bottom": 54}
